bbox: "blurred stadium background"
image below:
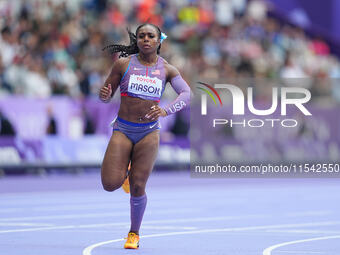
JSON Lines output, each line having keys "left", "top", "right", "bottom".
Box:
{"left": 0, "top": 0, "right": 339, "bottom": 175}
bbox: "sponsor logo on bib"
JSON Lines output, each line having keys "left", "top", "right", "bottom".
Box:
{"left": 128, "top": 74, "right": 162, "bottom": 98}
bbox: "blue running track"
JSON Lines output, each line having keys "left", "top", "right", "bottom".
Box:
{"left": 1, "top": 171, "right": 340, "bottom": 255}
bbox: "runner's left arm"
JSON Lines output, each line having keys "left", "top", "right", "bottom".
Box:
{"left": 163, "top": 65, "right": 191, "bottom": 116}
{"left": 145, "top": 64, "right": 191, "bottom": 120}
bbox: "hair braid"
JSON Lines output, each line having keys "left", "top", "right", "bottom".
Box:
{"left": 103, "top": 24, "right": 162, "bottom": 57}
{"left": 102, "top": 28, "right": 138, "bottom": 58}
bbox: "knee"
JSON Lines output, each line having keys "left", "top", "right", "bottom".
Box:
{"left": 130, "top": 180, "right": 146, "bottom": 197}
{"left": 102, "top": 182, "right": 121, "bottom": 192}
{"left": 101, "top": 165, "right": 126, "bottom": 192}
{"left": 102, "top": 179, "right": 124, "bottom": 192}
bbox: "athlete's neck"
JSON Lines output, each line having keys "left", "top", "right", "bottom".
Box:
{"left": 137, "top": 52, "right": 158, "bottom": 66}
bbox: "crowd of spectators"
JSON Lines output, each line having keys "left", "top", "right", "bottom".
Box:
{"left": 0, "top": 0, "right": 340, "bottom": 102}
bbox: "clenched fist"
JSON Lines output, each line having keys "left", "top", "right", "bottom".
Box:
{"left": 99, "top": 84, "right": 112, "bottom": 102}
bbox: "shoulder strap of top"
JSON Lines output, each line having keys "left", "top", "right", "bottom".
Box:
{"left": 133, "top": 54, "right": 141, "bottom": 64}
{"left": 157, "top": 55, "right": 164, "bottom": 69}
{"left": 121, "top": 57, "right": 132, "bottom": 81}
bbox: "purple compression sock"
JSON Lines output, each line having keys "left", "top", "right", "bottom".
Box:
{"left": 130, "top": 194, "right": 147, "bottom": 233}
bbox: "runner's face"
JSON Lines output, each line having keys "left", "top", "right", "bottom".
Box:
{"left": 137, "top": 25, "right": 160, "bottom": 54}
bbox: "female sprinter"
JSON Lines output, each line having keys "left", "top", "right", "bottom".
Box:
{"left": 99, "top": 23, "right": 191, "bottom": 249}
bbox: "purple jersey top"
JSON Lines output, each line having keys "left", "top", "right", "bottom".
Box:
{"left": 119, "top": 54, "right": 167, "bottom": 102}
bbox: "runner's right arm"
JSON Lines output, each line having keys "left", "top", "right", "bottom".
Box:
{"left": 99, "top": 58, "right": 129, "bottom": 102}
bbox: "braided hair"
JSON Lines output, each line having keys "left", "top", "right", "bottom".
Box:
{"left": 103, "top": 23, "right": 162, "bottom": 58}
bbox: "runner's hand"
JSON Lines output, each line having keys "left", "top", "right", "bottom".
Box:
{"left": 145, "top": 105, "right": 167, "bottom": 120}
{"left": 99, "top": 84, "right": 112, "bottom": 102}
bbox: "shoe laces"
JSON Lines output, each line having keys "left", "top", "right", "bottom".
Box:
{"left": 125, "top": 232, "right": 138, "bottom": 243}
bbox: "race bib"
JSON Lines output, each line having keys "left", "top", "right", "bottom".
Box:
{"left": 128, "top": 74, "right": 162, "bottom": 98}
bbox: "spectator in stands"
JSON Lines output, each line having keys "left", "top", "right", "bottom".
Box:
{"left": 0, "top": 111, "right": 16, "bottom": 136}
{"left": 0, "top": 54, "right": 12, "bottom": 94}
{"left": 46, "top": 106, "right": 57, "bottom": 135}
{"left": 0, "top": 0, "right": 338, "bottom": 103}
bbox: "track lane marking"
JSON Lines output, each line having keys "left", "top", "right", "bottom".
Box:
{"left": 82, "top": 222, "right": 340, "bottom": 255}
{"left": 263, "top": 235, "right": 340, "bottom": 255}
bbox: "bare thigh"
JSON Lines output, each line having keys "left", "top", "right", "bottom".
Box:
{"left": 101, "top": 131, "right": 133, "bottom": 191}
{"left": 129, "top": 130, "right": 160, "bottom": 197}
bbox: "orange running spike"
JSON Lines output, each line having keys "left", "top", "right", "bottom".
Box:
{"left": 124, "top": 232, "right": 139, "bottom": 249}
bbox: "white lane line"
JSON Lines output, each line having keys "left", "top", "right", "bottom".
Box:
{"left": 266, "top": 229, "right": 340, "bottom": 235}
{"left": 263, "top": 235, "right": 340, "bottom": 255}
{"left": 40, "top": 225, "right": 198, "bottom": 233}
{"left": 82, "top": 222, "right": 340, "bottom": 255}
{"left": 0, "top": 209, "right": 333, "bottom": 222}
{"left": 0, "top": 212, "right": 267, "bottom": 222}
{"left": 275, "top": 251, "right": 326, "bottom": 254}
{"left": 142, "top": 225, "right": 198, "bottom": 230}
{"left": 0, "top": 204, "right": 126, "bottom": 213}
{"left": 82, "top": 229, "right": 258, "bottom": 255}
{"left": 47, "top": 229, "right": 120, "bottom": 233}
{"left": 0, "top": 225, "right": 197, "bottom": 234}
{"left": 0, "top": 208, "right": 192, "bottom": 221}
{"left": 83, "top": 237, "right": 124, "bottom": 254}
{"left": 0, "top": 213, "right": 295, "bottom": 234}
{"left": 2, "top": 217, "right": 340, "bottom": 235}
{"left": 51, "top": 225, "right": 198, "bottom": 231}
{"left": 0, "top": 203, "right": 332, "bottom": 215}
{"left": 66, "top": 214, "right": 267, "bottom": 229}
{"left": 0, "top": 212, "right": 125, "bottom": 221}
{"left": 0, "top": 212, "right": 129, "bottom": 221}
{"left": 0, "top": 215, "right": 261, "bottom": 234}
{"left": 0, "top": 225, "right": 77, "bottom": 234}
{"left": 75, "top": 220, "right": 340, "bottom": 230}
{"left": 0, "top": 223, "right": 54, "bottom": 227}
{"left": 283, "top": 211, "right": 332, "bottom": 217}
